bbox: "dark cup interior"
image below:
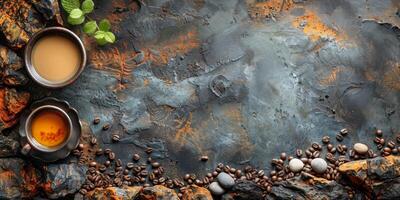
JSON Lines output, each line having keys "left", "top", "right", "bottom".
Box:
{"left": 24, "top": 27, "right": 87, "bottom": 88}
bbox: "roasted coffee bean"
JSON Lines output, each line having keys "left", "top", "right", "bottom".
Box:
{"left": 337, "top": 145, "right": 345, "bottom": 155}
{"left": 305, "top": 150, "right": 312, "bottom": 158}
{"left": 132, "top": 154, "right": 140, "bottom": 161}
{"left": 151, "top": 162, "right": 160, "bottom": 168}
{"left": 126, "top": 162, "right": 134, "bottom": 169}
{"left": 383, "top": 151, "right": 391, "bottom": 156}
{"left": 79, "top": 188, "right": 87, "bottom": 195}
{"left": 374, "top": 137, "right": 381, "bottom": 144}
{"left": 145, "top": 147, "right": 153, "bottom": 154}
{"left": 147, "top": 157, "right": 152, "bottom": 164}
{"left": 93, "top": 117, "right": 100, "bottom": 125}
{"left": 330, "top": 147, "right": 337, "bottom": 154}
{"left": 380, "top": 138, "right": 385, "bottom": 145}
{"left": 140, "top": 170, "right": 148, "bottom": 176}
{"left": 300, "top": 157, "right": 308, "bottom": 163}
{"left": 89, "top": 161, "right": 97, "bottom": 167}
{"left": 184, "top": 174, "right": 190, "bottom": 181}
{"left": 336, "top": 134, "right": 343, "bottom": 141}
{"left": 257, "top": 170, "right": 265, "bottom": 177}
{"left": 235, "top": 170, "right": 242, "bottom": 177}
{"left": 200, "top": 155, "right": 209, "bottom": 161}
{"left": 325, "top": 153, "right": 336, "bottom": 163}
{"left": 309, "top": 147, "right": 315, "bottom": 153}
{"left": 388, "top": 141, "right": 396, "bottom": 149}
{"left": 311, "top": 142, "right": 321, "bottom": 150}
{"left": 90, "top": 137, "right": 97, "bottom": 145}
{"left": 377, "top": 144, "right": 383, "bottom": 150}
{"left": 102, "top": 124, "right": 110, "bottom": 131}
{"left": 108, "top": 152, "right": 116, "bottom": 160}
{"left": 158, "top": 167, "right": 165, "bottom": 174}
{"left": 72, "top": 149, "right": 81, "bottom": 156}
{"left": 95, "top": 148, "right": 103, "bottom": 156}
{"left": 105, "top": 160, "right": 111, "bottom": 167}
{"left": 383, "top": 147, "right": 391, "bottom": 153}
{"left": 312, "top": 151, "right": 320, "bottom": 158}
{"left": 99, "top": 165, "right": 107, "bottom": 172}
{"left": 123, "top": 169, "right": 129, "bottom": 175}
{"left": 327, "top": 144, "right": 333, "bottom": 151}
{"left": 391, "top": 147, "right": 398, "bottom": 154}
{"left": 115, "top": 166, "right": 123, "bottom": 172}
{"left": 116, "top": 159, "right": 122, "bottom": 167}
{"left": 349, "top": 149, "right": 355, "bottom": 158}
{"left": 78, "top": 143, "right": 84, "bottom": 150}
{"left": 376, "top": 129, "right": 383, "bottom": 137}
{"left": 112, "top": 134, "right": 120, "bottom": 142}
{"left": 104, "top": 148, "right": 112, "bottom": 154}
{"left": 322, "top": 136, "right": 330, "bottom": 144}
{"left": 149, "top": 173, "right": 156, "bottom": 181}
{"left": 123, "top": 175, "right": 131, "bottom": 181}
{"left": 340, "top": 128, "right": 348, "bottom": 136}
{"left": 396, "top": 135, "right": 400, "bottom": 143}
{"left": 368, "top": 150, "right": 374, "bottom": 158}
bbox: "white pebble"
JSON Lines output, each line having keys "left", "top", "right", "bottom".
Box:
{"left": 311, "top": 158, "right": 327, "bottom": 173}
{"left": 289, "top": 158, "right": 304, "bottom": 173}
{"left": 208, "top": 182, "right": 225, "bottom": 195}
{"left": 353, "top": 143, "right": 369, "bottom": 154}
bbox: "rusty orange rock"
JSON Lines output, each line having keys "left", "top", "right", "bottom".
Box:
{"left": 182, "top": 185, "right": 212, "bottom": 200}
{"left": 138, "top": 185, "right": 178, "bottom": 200}
{"left": 88, "top": 186, "right": 143, "bottom": 200}
{"left": 0, "top": 88, "right": 30, "bottom": 131}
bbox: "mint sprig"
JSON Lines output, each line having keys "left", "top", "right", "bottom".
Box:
{"left": 61, "top": 0, "right": 116, "bottom": 46}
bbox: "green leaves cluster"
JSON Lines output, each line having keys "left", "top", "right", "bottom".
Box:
{"left": 61, "top": 0, "right": 116, "bottom": 45}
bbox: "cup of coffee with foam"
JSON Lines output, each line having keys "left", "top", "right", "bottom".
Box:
{"left": 24, "top": 27, "right": 86, "bottom": 88}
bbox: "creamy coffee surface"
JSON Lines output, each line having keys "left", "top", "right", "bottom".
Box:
{"left": 31, "top": 35, "right": 81, "bottom": 83}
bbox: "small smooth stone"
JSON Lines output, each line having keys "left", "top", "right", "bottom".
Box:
{"left": 217, "top": 172, "right": 235, "bottom": 189}
{"left": 353, "top": 143, "right": 368, "bottom": 154}
{"left": 311, "top": 158, "right": 327, "bottom": 173}
{"left": 208, "top": 181, "right": 225, "bottom": 195}
{"left": 289, "top": 158, "right": 304, "bottom": 173}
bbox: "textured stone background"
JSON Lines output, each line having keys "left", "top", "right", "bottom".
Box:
{"left": 25, "top": 0, "right": 400, "bottom": 179}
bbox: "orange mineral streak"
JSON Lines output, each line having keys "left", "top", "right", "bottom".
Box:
{"left": 174, "top": 112, "right": 195, "bottom": 143}
{"left": 144, "top": 31, "right": 200, "bottom": 65}
{"left": 31, "top": 110, "right": 69, "bottom": 148}
{"left": 319, "top": 67, "right": 344, "bottom": 86}
{"left": 292, "top": 11, "right": 346, "bottom": 43}
{"left": 382, "top": 62, "right": 400, "bottom": 91}
{"left": 0, "top": 88, "right": 30, "bottom": 128}
{"left": 247, "top": 0, "right": 295, "bottom": 20}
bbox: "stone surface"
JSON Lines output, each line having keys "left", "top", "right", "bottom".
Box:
{"left": 208, "top": 182, "right": 225, "bottom": 196}
{"left": 182, "top": 185, "right": 212, "bottom": 200}
{"left": 42, "top": 163, "right": 87, "bottom": 199}
{"left": 88, "top": 186, "right": 142, "bottom": 200}
{"left": 267, "top": 173, "right": 349, "bottom": 200}
{"left": 0, "top": 158, "right": 41, "bottom": 199}
{"left": 227, "top": 180, "right": 264, "bottom": 200}
{"left": 311, "top": 158, "right": 328, "bottom": 174}
{"left": 0, "top": 88, "right": 30, "bottom": 131}
{"left": 353, "top": 143, "right": 369, "bottom": 154}
{"left": 138, "top": 185, "right": 178, "bottom": 200}
{"left": 338, "top": 155, "right": 400, "bottom": 199}
{"left": 217, "top": 172, "right": 235, "bottom": 189}
{"left": 0, "top": 134, "right": 20, "bottom": 157}
{"left": 289, "top": 158, "right": 304, "bottom": 173}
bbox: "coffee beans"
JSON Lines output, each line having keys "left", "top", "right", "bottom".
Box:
{"left": 340, "top": 128, "right": 348, "bottom": 136}
{"left": 376, "top": 129, "right": 383, "bottom": 137}
{"left": 112, "top": 134, "right": 120, "bottom": 142}
{"left": 145, "top": 147, "right": 153, "bottom": 154}
{"left": 93, "top": 117, "right": 100, "bottom": 125}
{"left": 336, "top": 133, "right": 343, "bottom": 142}
{"left": 200, "top": 156, "right": 209, "bottom": 161}
{"left": 322, "top": 136, "right": 330, "bottom": 144}
{"left": 295, "top": 149, "right": 303, "bottom": 157}
{"left": 90, "top": 137, "right": 97, "bottom": 145}
{"left": 132, "top": 153, "right": 140, "bottom": 161}
{"left": 102, "top": 124, "right": 110, "bottom": 131}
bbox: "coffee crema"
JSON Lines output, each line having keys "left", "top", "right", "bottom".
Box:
{"left": 31, "top": 109, "right": 69, "bottom": 148}
{"left": 31, "top": 35, "right": 81, "bottom": 83}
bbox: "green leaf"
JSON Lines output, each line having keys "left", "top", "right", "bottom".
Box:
{"left": 104, "top": 32, "right": 116, "bottom": 43}
{"left": 81, "top": 0, "right": 94, "bottom": 14}
{"left": 70, "top": 8, "right": 83, "bottom": 19}
{"left": 61, "top": 0, "right": 80, "bottom": 13}
{"left": 68, "top": 15, "right": 85, "bottom": 25}
{"left": 94, "top": 31, "right": 105, "bottom": 39}
{"left": 98, "top": 19, "right": 111, "bottom": 31}
{"left": 83, "top": 21, "right": 97, "bottom": 35}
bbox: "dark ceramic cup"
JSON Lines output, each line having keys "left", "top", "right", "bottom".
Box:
{"left": 24, "top": 27, "right": 87, "bottom": 88}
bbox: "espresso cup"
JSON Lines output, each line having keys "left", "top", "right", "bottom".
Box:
{"left": 21, "top": 105, "right": 73, "bottom": 155}
{"left": 24, "top": 27, "right": 87, "bottom": 88}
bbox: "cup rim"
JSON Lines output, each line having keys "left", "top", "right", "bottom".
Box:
{"left": 25, "top": 105, "right": 73, "bottom": 152}
{"left": 24, "top": 27, "right": 87, "bottom": 88}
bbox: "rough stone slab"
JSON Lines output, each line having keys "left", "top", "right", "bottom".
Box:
{"left": 42, "top": 163, "right": 88, "bottom": 199}
{"left": 88, "top": 186, "right": 142, "bottom": 200}
{"left": 138, "top": 185, "right": 179, "bottom": 200}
